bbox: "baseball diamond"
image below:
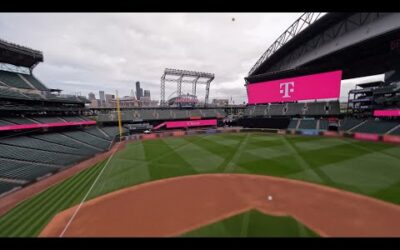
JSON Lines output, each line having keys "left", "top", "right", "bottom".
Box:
{"left": 1, "top": 12, "right": 400, "bottom": 238}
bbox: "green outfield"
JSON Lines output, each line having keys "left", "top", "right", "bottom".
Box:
{"left": 1, "top": 132, "right": 400, "bottom": 237}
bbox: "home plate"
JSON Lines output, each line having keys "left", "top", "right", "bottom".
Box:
{"left": 267, "top": 195, "right": 273, "bottom": 201}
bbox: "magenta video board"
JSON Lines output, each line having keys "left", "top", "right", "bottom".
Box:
{"left": 165, "top": 119, "right": 217, "bottom": 129}
{"left": 373, "top": 110, "right": 400, "bottom": 117}
{"left": 247, "top": 70, "right": 342, "bottom": 104}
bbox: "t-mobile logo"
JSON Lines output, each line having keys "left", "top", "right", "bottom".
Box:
{"left": 280, "top": 82, "right": 295, "bottom": 98}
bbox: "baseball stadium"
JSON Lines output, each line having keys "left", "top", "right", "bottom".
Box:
{"left": 0, "top": 12, "right": 400, "bottom": 237}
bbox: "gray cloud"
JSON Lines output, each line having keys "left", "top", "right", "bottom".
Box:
{"left": 0, "top": 13, "right": 303, "bottom": 103}
{"left": 1, "top": 13, "right": 376, "bottom": 104}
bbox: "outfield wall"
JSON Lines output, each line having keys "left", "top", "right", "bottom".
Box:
{"left": 123, "top": 127, "right": 400, "bottom": 145}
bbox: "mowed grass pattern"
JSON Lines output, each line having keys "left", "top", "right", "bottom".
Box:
{"left": 182, "top": 210, "right": 319, "bottom": 237}
{"left": 1, "top": 133, "right": 400, "bottom": 237}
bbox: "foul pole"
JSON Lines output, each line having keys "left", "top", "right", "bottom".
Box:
{"left": 116, "top": 90, "right": 123, "bottom": 142}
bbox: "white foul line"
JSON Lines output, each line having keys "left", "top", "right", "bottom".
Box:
{"left": 59, "top": 150, "right": 117, "bottom": 237}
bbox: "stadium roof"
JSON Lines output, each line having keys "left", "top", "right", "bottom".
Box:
{"left": 0, "top": 38, "right": 43, "bottom": 68}
{"left": 248, "top": 13, "right": 350, "bottom": 77}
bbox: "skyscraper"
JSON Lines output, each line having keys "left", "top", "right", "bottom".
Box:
{"left": 144, "top": 90, "right": 151, "bottom": 99}
{"left": 135, "top": 81, "right": 143, "bottom": 100}
{"left": 88, "top": 92, "right": 96, "bottom": 101}
{"left": 99, "top": 91, "right": 105, "bottom": 107}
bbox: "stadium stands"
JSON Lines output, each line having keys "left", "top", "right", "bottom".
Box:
{"left": 243, "top": 101, "right": 339, "bottom": 118}
{"left": 339, "top": 118, "right": 365, "bottom": 131}
{"left": 268, "top": 104, "right": 284, "bottom": 116}
{"left": 0, "top": 87, "right": 31, "bottom": 100}
{"left": 0, "top": 159, "right": 59, "bottom": 181}
{"left": 287, "top": 119, "right": 298, "bottom": 129}
{"left": 389, "top": 126, "right": 400, "bottom": 135}
{"left": 0, "top": 70, "right": 33, "bottom": 89}
{"left": 174, "top": 110, "right": 189, "bottom": 119}
{"left": 351, "top": 120, "right": 399, "bottom": 134}
{"left": 0, "top": 181, "right": 21, "bottom": 195}
{"left": 0, "top": 116, "right": 92, "bottom": 128}
{"left": 252, "top": 105, "right": 267, "bottom": 116}
{"left": 298, "top": 119, "right": 317, "bottom": 130}
{"left": 328, "top": 101, "right": 341, "bottom": 115}
{"left": 20, "top": 74, "right": 48, "bottom": 91}
{"left": 319, "top": 119, "right": 329, "bottom": 130}
{"left": 0, "top": 125, "right": 125, "bottom": 196}
{"left": 305, "top": 102, "right": 327, "bottom": 116}
{"left": 285, "top": 103, "right": 305, "bottom": 116}
{"left": 98, "top": 109, "right": 226, "bottom": 122}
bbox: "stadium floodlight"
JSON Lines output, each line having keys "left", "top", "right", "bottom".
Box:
{"left": 160, "top": 68, "right": 215, "bottom": 107}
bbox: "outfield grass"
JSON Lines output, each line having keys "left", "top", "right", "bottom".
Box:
{"left": 1, "top": 133, "right": 400, "bottom": 237}
{"left": 182, "top": 210, "right": 318, "bottom": 237}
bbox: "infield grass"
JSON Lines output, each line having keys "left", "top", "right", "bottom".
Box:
{"left": 182, "top": 210, "right": 318, "bottom": 237}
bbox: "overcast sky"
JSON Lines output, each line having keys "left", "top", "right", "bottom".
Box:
{"left": 0, "top": 13, "right": 383, "bottom": 104}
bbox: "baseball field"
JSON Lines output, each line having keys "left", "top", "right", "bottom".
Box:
{"left": 1, "top": 132, "right": 400, "bottom": 237}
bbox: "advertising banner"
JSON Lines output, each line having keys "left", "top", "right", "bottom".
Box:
{"left": 165, "top": 119, "right": 217, "bottom": 129}
{"left": 373, "top": 110, "right": 400, "bottom": 117}
{"left": 354, "top": 132, "right": 379, "bottom": 141}
{"left": 247, "top": 70, "right": 342, "bottom": 104}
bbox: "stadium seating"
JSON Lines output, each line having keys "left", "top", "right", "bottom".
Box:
{"left": 0, "top": 135, "right": 88, "bottom": 156}
{"left": 0, "top": 87, "right": 31, "bottom": 100}
{"left": 351, "top": 120, "right": 399, "bottom": 134}
{"left": 157, "top": 110, "right": 172, "bottom": 120}
{"left": 100, "top": 126, "right": 127, "bottom": 138}
{"left": 0, "top": 181, "right": 21, "bottom": 195}
{"left": 268, "top": 104, "right": 284, "bottom": 116}
{"left": 0, "top": 119, "right": 14, "bottom": 126}
{"left": 285, "top": 103, "right": 305, "bottom": 115}
{"left": 189, "top": 109, "right": 202, "bottom": 117}
{"left": 60, "top": 116, "right": 86, "bottom": 122}
{"left": 327, "top": 101, "right": 341, "bottom": 115}
{"left": 61, "top": 130, "right": 112, "bottom": 150}
{"left": 319, "top": 119, "right": 329, "bottom": 130}
{"left": 305, "top": 102, "right": 327, "bottom": 115}
{"left": 0, "top": 125, "right": 123, "bottom": 196}
{"left": 0, "top": 70, "right": 33, "bottom": 89}
{"left": 339, "top": 118, "right": 365, "bottom": 131}
{"left": 0, "top": 115, "right": 90, "bottom": 127}
{"left": 82, "top": 127, "right": 112, "bottom": 140}
{"left": 138, "top": 109, "right": 156, "bottom": 120}
{"left": 389, "top": 126, "right": 400, "bottom": 135}
{"left": 251, "top": 105, "right": 265, "bottom": 116}
{"left": 1, "top": 116, "right": 38, "bottom": 124}
{"left": 243, "top": 106, "right": 254, "bottom": 117}
{"left": 20, "top": 74, "right": 48, "bottom": 91}
{"left": 287, "top": 119, "right": 298, "bottom": 129}
{"left": 30, "top": 116, "right": 65, "bottom": 123}
{"left": 298, "top": 119, "right": 317, "bottom": 130}
{"left": 174, "top": 110, "right": 189, "bottom": 119}
{"left": 97, "top": 109, "right": 226, "bottom": 122}
{"left": 31, "top": 133, "right": 100, "bottom": 155}
{"left": 0, "top": 159, "right": 59, "bottom": 181}
{"left": 215, "top": 109, "right": 226, "bottom": 117}
{"left": 0, "top": 143, "right": 83, "bottom": 165}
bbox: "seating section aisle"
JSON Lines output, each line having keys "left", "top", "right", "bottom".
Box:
{"left": 0, "top": 126, "right": 123, "bottom": 197}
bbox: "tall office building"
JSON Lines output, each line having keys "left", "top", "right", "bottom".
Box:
{"left": 88, "top": 92, "right": 96, "bottom": 101}
{"left": 144, "top": 90, "right": 151, "bottom": 98}
{"left": 135, "top": 81, "right": 143, "bottom": 100}
{"left": 99, "top": 91, "right": 105, "bottom": 107}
